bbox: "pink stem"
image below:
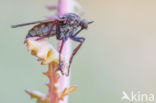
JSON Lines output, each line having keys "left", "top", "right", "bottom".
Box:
{"left": 58, "top": 0, "right": 74, "bottom": 103}
{"left": 48, "top": 64, "right": 58, "bottom": 103}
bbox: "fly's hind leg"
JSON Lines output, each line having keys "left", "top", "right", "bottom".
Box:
{"left": 66, "top": 36, "right": 85, "bottom": 76}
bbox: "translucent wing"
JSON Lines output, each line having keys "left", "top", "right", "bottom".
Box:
{"left": 11, "top": 19, "right": 55, "bottom": 28}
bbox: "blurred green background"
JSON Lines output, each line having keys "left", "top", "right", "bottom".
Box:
{"left": 1, "top": 0, "right": 156, "bottom": 103}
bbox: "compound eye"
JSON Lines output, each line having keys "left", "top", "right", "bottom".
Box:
{"left": 80, "top": 19, "right": 88, "bottom": 29}
{"left": 84, "top": 25, "right": 88, "bottom": 28}
{"left": 83, "top": 23, "right": 88, "bottom": 29}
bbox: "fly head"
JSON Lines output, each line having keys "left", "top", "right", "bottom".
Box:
{"left": 80, "top": 19, "right": 94, "bottom": 29}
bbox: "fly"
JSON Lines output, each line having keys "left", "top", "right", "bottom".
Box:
{"left": 12, "top": 13, "right": 93, "bottom": 76}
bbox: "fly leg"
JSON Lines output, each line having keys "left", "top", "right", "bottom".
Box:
{"left": 72, "top": 28, "right": 84, "bottom": 37}
{"left": 66, "top": 36, "right": 85, "bottom": 76}
{"left": 56, "top": 40, "right": 65, "bottom": 75}
{"left": 55, "top": 21, "right": 65, "bottom": 75}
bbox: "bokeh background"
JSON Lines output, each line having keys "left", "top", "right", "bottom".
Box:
{"left": 1, "top": 0, "right": 156, "bottom": 103}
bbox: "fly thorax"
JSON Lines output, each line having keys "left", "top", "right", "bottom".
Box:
{"left": 62, "top": 13, "right": 81, "bottom": 26}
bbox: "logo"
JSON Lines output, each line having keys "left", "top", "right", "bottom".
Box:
{"left": 121, "top": 91, "right": 154, "bottom": 102}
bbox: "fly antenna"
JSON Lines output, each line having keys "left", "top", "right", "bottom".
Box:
{"left": 88, "top": 21, "right": 94, "bottom": 24}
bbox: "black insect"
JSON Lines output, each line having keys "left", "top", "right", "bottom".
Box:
{"left": 12, "top": 13, "right": 93, "bottom": 75}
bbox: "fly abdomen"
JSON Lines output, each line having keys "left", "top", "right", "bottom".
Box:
{"left": 26, "top": 22, "right": 57, "bottom": 38}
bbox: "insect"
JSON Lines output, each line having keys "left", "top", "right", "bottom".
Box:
{"left": 12, "top": 13, "right": 93, "bottom": 76}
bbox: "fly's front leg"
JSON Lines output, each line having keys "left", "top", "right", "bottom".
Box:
{"left": 66, "top": 36, "right": 85, "bottom": 76}
{"left": 72, "top": 28, "right": 84, "bottom": 37}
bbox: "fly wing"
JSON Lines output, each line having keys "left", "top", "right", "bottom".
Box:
{"left": 11, "top": 19, "right": 55, "bottom": 28}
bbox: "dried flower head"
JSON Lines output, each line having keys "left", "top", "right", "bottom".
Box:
{"left": 25, "top": 37, "right": 60, "bottom": 65}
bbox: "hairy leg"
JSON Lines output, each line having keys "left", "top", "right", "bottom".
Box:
{"left": 57, "top": 40, "right": 65, "bottom": 75}
{"left": 66, "top": 36, "right": 85, "bottom": 76}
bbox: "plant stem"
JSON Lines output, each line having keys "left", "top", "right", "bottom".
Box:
{"left": 48, "top": 0, "right": 74, "bottom": 103}
{"left": 58, "top": 0, "right": 74, "bottom": 103}
{"left": 48, "top": 63, "right": 58, "bottom": 103}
